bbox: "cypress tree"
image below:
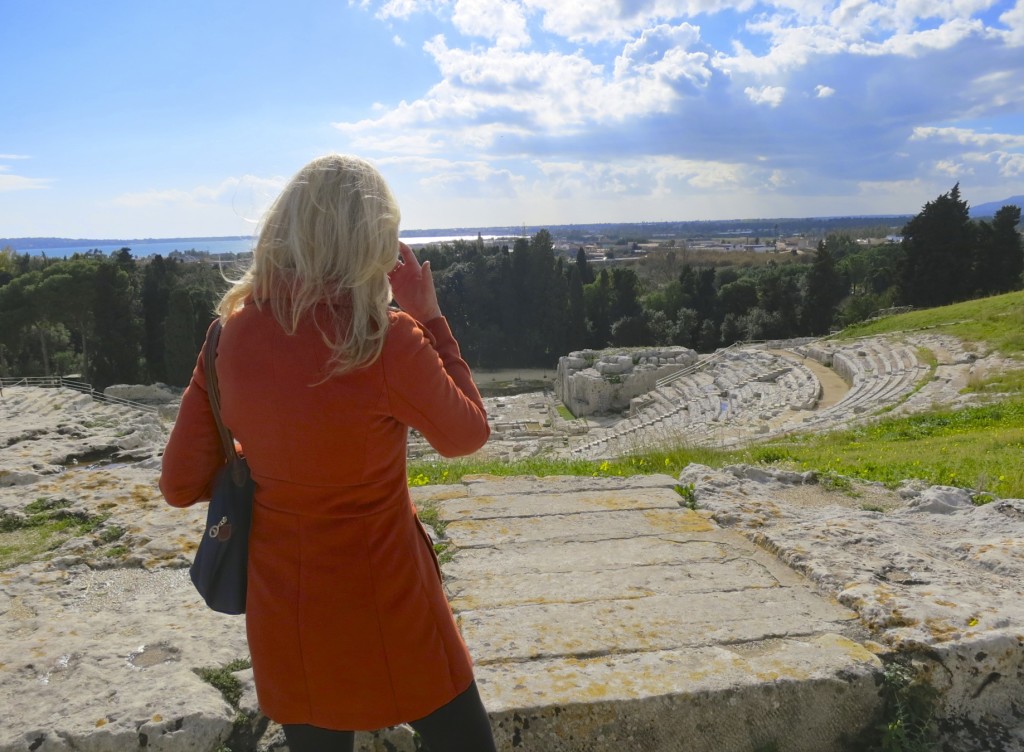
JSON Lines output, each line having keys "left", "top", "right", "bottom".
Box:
{"left": 164, "top": 287, "right": 197, "bottom": 388}
{"left": 898, "top": 184, "right": 972, "bottom": 307}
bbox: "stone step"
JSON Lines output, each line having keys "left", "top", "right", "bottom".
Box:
{"left": 393, "top": 475, "right": 883, "bottom": 752}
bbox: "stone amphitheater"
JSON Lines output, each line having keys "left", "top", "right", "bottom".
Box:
{"left": 411, "top": 331, "right": 1010, "bottom": 463}
{"left": 1, "top": 330, "right": 1022, "bottom": 751}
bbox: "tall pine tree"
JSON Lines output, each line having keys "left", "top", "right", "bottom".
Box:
{"left": 899, "top": 184, "right": 972, "bottom": 307}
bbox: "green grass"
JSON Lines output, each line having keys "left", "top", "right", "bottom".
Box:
{"left": 0, "top": 499, "right": 111, "bottom": 569}
{"left": 408, "top": 447, "right": 728, "bottom": 487}
{"left": 735, "top": 398, "right": 1024, "bottom": 498}
{"left": 408, "top": 396, "right": 1024, "bottom": 499}
{"left": 192, "top": 659, "right": 252, "bottom": 708}
{"left": 962, "top": 367, "right": 1024, "bottom": 395}
{"left": 839, "top": 289, "right": 1024, "bottom": 357}
{"left": 408, "top": 403, "right": 1024, "bottom": 501}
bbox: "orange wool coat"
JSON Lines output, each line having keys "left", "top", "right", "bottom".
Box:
{"left": 159, "top": 303, "right": 490, "bottom": 730}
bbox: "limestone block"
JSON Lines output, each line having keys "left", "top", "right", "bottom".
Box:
{"left": 104, "top": 384, "right": 180, "bottom": 404}
{"left": 907, "top": 486, "right": 974, "bottom": 514}
{"left": 595, "top": 361, "right": 626, "bottom": 375}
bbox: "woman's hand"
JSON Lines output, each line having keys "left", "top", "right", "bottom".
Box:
{"left": 389, "top": 242, "right": 442, "bottom": 323}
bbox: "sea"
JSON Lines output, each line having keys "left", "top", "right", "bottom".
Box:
{"left": 14, "top": 234, "right": 514, "bottom": 258}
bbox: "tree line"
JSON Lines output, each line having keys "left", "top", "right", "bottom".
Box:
{"left": 0, "top": 184, "right": 1019, "bottom": 387}
{"left": 0, "top": 249, "right": 225, "bottom": 389}
{"left": 428, "top": 186, "right": 1020, "bottom": 368}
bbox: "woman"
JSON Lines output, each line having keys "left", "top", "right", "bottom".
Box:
{"left": 160, "top": 155, "right": 496, "bottom": 752}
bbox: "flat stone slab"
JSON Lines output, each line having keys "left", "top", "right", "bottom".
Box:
{"left": 410, "top": 474, "right": 882, "bottom": 752}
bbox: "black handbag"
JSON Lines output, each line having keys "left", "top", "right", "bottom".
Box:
{"left": 189, "top": 319, "right": 254, "bottom": 615}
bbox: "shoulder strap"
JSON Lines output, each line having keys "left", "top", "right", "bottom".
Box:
{"left": 203, "top": 320, "right": 247, "bottom": 485}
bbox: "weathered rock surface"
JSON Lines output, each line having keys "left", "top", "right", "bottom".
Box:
{"left": 103, "top": 383, "right": 180, "bottom": 405}
{"left": 679, "top": 463, "right": 1024, "bottom": 744}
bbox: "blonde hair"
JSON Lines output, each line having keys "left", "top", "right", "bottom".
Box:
{"left": 218, "top": 154, "right": 400, "bottom": 375}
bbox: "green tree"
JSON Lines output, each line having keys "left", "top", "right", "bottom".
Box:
{"left": 755, "top": 264, "right": 800, "bottom": 338}
{"left": 610, "top": 315, "right": 651, "bottom": 347}
{"left": 0, "top": 273, "right": 45, "bottom": 374}
{"left": 801, "top": 242, "right": 844, "bottom": 335}
{"left": 575, "top": 247, "right": 594, "bottom": 284}
{"left": 898, "top": 184, "right": 973, "bottom": 306}
{"left": 0, "top": 246, "right": 18, "bottom": 287}
{"left": 164, "top": 286, "right": 197, "bottom": 387}
{"left": 90, "top": 262, "right": 140, "bottom": 389}
{"left": 697, "top": 318, "right": 719, "bottom": 352}
{"left": 718, "top": 277, "right": 759, "bottom": 318}
{"left": 141, "top": 255, "right": 173, "bottom": 382}
{"left": 584, "top": 270, "right": 613, "bottom": 348}
{"left": 608, "top": 268, "right": 643, "bottom": 322}
{"left": 672, "top": 308, "right": 699, "bottom": 348}
{"left": 566, "top": 266, "right": 588, "bottom": 352}
{"left": 973, "top": 205, "right": 1022, "bottom": 295}
{"left": 38, "top": 259, "right": 98, "bottom": 376}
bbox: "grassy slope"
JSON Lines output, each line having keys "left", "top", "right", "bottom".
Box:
{"left": 411, "top": 290, "right": 1024, "bottom": 499}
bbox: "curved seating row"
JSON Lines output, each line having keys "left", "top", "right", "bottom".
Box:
{"left": 569, "top": 336, "right": 926, "bottom": 458}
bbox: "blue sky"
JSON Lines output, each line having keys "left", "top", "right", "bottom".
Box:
{"left": 2, "top": 0, "right": 1023, "bottom": 238}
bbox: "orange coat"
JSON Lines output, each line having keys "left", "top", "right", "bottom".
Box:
{"left": 160, "top": 303, "right": 490, "bottom": 730}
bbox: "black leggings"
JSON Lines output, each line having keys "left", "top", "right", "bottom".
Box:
{"left": 281, "top": 681, "right": 497, "bottom": 752}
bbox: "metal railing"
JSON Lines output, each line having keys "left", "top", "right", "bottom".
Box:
{"left": 654, "top": 341, "right": 743, "bottom": 389}
{"left": 0, "top": 375, "right": 159, "bottom": 413}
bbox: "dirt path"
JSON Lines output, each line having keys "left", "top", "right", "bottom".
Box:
{"left": 769, "top": 349, "right": 850, "bottom": 410}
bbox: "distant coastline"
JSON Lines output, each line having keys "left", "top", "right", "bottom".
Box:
{"left": 1, "top": 216, "right": 922, "bottom": 258}
{"left": 0, "top": 233, "right": 517, "bottom": 258}
{"left": 3, "top": 196, "right": 1019, "bottom": 258}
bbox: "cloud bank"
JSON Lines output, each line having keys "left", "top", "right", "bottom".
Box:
{"left": 336, "top": 0, "right": 1024, "bottom": 223}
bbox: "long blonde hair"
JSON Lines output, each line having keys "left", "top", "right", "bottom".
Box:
{"left": 218, "top": 154, "right": 400, "bottom": 375}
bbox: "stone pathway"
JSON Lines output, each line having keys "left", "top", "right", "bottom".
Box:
{"left": 406, "top": 474, "right": 883, "bottom": 752}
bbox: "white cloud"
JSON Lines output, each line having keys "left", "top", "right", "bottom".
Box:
{"left": 374, "top": 0, "right": 447, "bottom": 20}
{"left": 935, "top": 159, "right": 969, "bottom": 176}
{"left": 452, "top": 0, "right": 530, "bottom": 48}
{"left": 745, "top": 85, "right": 786, "bottom": 106}
{"left": 378, "top": 154, "right": 525, "bottom": 196}
{"left": 0, "top": 157, "right": 51, "bottom": 191}
{"left": 994, "top": 151, "right": 1024, "bottom": 176}
{"left": 393, "top": 35, "right": 407, "bottom": 47}
{"left": 959, "top": 150, "right": 1024, "bottom": 177}
{"left": 111, "top": 175, "right": 287, "bottom": 215}
{"left": 533, "top": 155, "right": 775, "bottom": 197}
{"left": 334, "top": 31, "right": 710, "bottom": 153}
{"left": 714, "top": 23, "right": 847, "bottom": 78}
{"left": 613, "top": 22, "right": 712, "bottom": 92}
{"left": 522, "top": 0, "right": 758, "bottom": 44}
{"left": 0, "top": 173, "right": 52, "bottom": 191}
{"left": 851, "top": 17, "right": 987, "bottom": 55}
{"left": 911, "top": 126, "right": 1024, "bottom": 149}
{"left": 336, "top": 0, "right": 1023, "bottom": 224}
{"left": 1000, "top": 0, "right": 1024, "bottom": 45}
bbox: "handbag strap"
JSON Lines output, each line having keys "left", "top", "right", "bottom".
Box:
{"left": 203, "top": 319, "right": 248, "bottom": 486}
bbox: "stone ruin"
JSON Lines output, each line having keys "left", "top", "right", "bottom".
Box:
{"left": 555, "top": 347, "right": 698, "bottom": 417}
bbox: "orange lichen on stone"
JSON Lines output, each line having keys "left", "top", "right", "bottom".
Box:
{"left": 642, "top": 509, "right": 714, "bottom": 533}
{"left": 419, "top": 489, "right": 472, "bottom": 504}
{"left": 925, "top": 618, "right": 958, "bottom": 639}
